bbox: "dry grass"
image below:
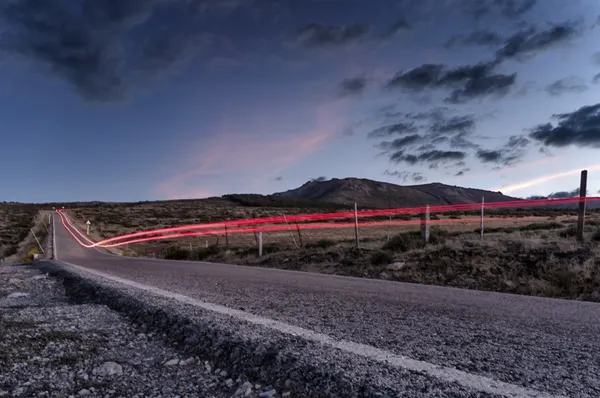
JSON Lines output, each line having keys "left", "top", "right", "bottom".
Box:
{"left": 0, "top": 203, "right": 41, "bottom": 260}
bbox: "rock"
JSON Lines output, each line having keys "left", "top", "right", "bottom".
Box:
{"left": 386, "top": 262, "right": 405, "bottom": 271}
{"left": 8, "top": 278, "right": 22, "bottom": 286}
{"left": 259, "top": 389, "right": 277, "bottom": 397}
{"left": 164, "top": 359, "right": 180, "bottom": 366}
{"left": 591, "top": 291, "right": 600, "bottom": 302}
{"left": 78, "top": 389, "right": 91, "bottom": 396}
{"left": 219, "top": 370, "right": 228, "bottom": 377}
{"left": 232, "top": 381, "right": 253, "bottom": 397}
{"left": 93, "top": 361, "right": 123, "bottom": 377}
{"left": 179, "top": 358, "right": 195, "bottom": 366}
{"left": 225, "top": 379, "right": 234, "bottom": 388}
{"left": 6, "top": 292, "right": 29, "bottom": 299}
{"left": 30, "top": 275, "right": 46, "bottom": 280}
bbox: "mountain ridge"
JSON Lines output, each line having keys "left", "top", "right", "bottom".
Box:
{"left": 274, "top": 177, "right": 518, "bottom": 209}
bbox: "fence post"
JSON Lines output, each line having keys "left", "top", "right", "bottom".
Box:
{"left": 296, "top": 222, "right": 304, "bottom": 249}
{"left": 420, "top": 205, "right": 430, "bottom": 244}
{"left": 31, "top": 229, "right": 45, "bottom": 254}
{"left": 480, "top": 196, "right": 485, "bottom": 240}
{"left": 354, "top": 202, "right": 360, "bottom": 248}
{"left": 258, "top": 232, "right": 263, "bottom": 257}
{"left": 225, "top": 225, "right": 229, "bottom": 249}
{"left": 576, "top": 169, "right": 588, "bottom": 242}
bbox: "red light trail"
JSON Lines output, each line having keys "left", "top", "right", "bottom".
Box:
{"left": 56, "top": 195, "right": 595, "bottom": 250}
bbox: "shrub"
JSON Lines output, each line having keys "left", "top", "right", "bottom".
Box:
{"left": 559, "top": 226, "right": 577, "bottom": 238}
{"left": 370, "top": 250, "right": 393, "bottom": 265}
{"left": 382, "top": 231, "right": 423, "bottom": 252}
{"left": 592, "top": 229, "right": 600, "bottom": 242}
{"left": 306, "top": 239, "right": 336, "bottom": 249}
{"left": 193, "top": 245, "right": 220, "bottom": 260}
{"left": 164, "top": 246, "right": 190, "bottom": 260}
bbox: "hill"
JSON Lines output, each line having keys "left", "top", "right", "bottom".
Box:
{"left": 274, "top": 178, "right": 518, "bottom": 208}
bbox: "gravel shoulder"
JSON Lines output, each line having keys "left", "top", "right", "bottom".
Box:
{"left": 0, "top": 264, "right": 282, "bottom": 398}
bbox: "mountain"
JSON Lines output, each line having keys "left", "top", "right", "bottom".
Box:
{"left": 274, "top": 178, "right": 518, "bottom": 209}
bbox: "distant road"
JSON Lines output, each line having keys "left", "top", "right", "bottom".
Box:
{"left": 53, "top": 214, "right": 600, "bottom": 397}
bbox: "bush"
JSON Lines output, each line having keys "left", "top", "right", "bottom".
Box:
{"left": 306, "top": 239, "right": 336, "bottom": 249}
{"left": 559, "top": 226, "right": 577, "bottom": 238}
{"left": 382, "top": 231, "right": 423, "bottom": 252}
{"left": 370, "top": 250, "right": 393, "bottom": 265}
{"left": 20, "top": 247, "right": 39, "bottom": 263}
{"left": 193, "top": 245, "right": 220, "bottom": 260}
{"left": 164, "top": 246, "right": 190, "bottom": 260}
{"left": 592, "top": 229, "right": 600, "bottom": 242}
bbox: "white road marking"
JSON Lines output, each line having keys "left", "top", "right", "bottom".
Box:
{"left": 56, "top": 259, "right": 564, "bottom": 398}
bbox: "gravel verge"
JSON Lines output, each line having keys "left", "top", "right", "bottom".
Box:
{"left": 33, "top": 260, "right": 500, "bottom": 398}
{"left": 0, "top": 264, "right": 283, "bottom": 398}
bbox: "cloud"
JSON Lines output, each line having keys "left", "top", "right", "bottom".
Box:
{"left": 496, "top": 21, "right": 581, "bottom": 62}
{"left": 593, "top": 15, "right": 600, "bottom": 29}
{"left": 380, "top": 19, "right": 411, "bottom": 40}
{"left": 383, "top": 170, "right": 425, "bottom": 183}
{"left": 455, "top": 168, "right": 470, "bottom": 176}
{"left": 444, "top": 30, "right": 503, "bottom": 48}
{"left": 593, "top": 73, "right": 600, "bottom": 84}
{"left": 274, "top": 176, "right": 283, "bottom": 181}
{"left": 378, "top": 134, "right": 423, "bottom": 150}
{"left": 0, "top": 0, "right": 210, "bottom": 102}
{"left": 157, "top": 102, "right": 341, "bottom": 199}
{"left": 310, "top": 176, "right": 328, "bottom": 182}
{"left": 591, "top": 51, "right": 600, "bottom": 65}
{"left": 386, "top": 60, "right": 517, "bottom": 103}
{"left": 545, "top": 76, "right": 588, "bottom": 96}
{"left": 475, "top": 135, "right": 530, "bottom": 165}
{"left": 295, "top": 23, "right": 369, "bottom": 47}
{"left": 367, "top": 122, "right": 419, "bottom": 138}
{"left": 390, "top": 150, "right": 466, "bottom": 166}
{"left": 465, "top": 0, "right": 537, "bottom": 20}
{"left": 529, "top": 103, "right": 600, "bottom": 148}
{"left": 337, "top": 76, "right": 368, "bottom": 97}
{"left": 528, "top": 187, "right": 581, "bottom": 199}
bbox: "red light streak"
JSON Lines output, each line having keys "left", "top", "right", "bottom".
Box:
{"left": 58, "top": 196, "right": 598, "bottom": 248}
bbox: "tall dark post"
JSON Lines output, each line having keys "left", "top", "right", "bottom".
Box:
{"left": 354, "top": 202, "right": 360, "bottom": 248}
{"left": 421, "top": 205, "right": 430, "bottom": 244}
{"left": 576, "top": 170, "right": 588, "bottom": 242}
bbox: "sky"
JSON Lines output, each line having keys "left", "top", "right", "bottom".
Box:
{"left": 1, "top": 0, "right": 600, "bottom": 203}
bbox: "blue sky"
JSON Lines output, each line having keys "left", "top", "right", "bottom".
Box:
{"left": 1, "top": 0, "right": 600, "bottom": 202}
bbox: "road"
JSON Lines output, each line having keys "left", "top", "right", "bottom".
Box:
{"left": 53, "top": 213, "right": 600, "bottom": 397}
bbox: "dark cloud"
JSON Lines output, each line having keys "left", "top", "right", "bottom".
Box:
{"left": 367, "top": 122, "right": 419, "bottom": 138}
{"left": 475, "top": 135, "right": 529, "bottom": 165}
{"left": 387, "top": 60, "right": 516, "bottom": 103}
{"left": 390, "top": 150, "right": 466, "bottom": 166}
{"left": 444, "top": 30, "right": 503, "bottom": 48}
{"left": 465, "top": 0, "right": 537, "bottom": 20}
{"left": 496, "top": 22, "right": 581, "bottom": 62}
{"left": 274, "top": 176, "right": 283, "bottom": 181}
{"left": 337, "top": 76, "right": 367, "bottom": 97}
{"left": 383, "top": 170, "right": 425, "bottom": 183}
{"left": 295, "top": 23, "right": 368, "bottom": 47}
{"left": 545, "top": 76, "right": 588, "bottom": 96}
{"left": 0, "top": 0, "right": 209, "bottom": 102}
{"left": 528, "top": 188, "right": 581, "bottom": 199}
{"left": 593, "top": 73, "right": 600, "bottom": 85}
{"left": 378, "top": 134, "right": 423, "bottom": 150}
{"left": 380, "top": 19, "right": 411, "bottom": 40}
{"left": 455, "top": 168, "right": 470, "bottom": 176}
{"left": 476, "top": 149, "right": 503, "bottom": 163}
{"left": 529, "top": 103, "right": 600, "bottom": 148}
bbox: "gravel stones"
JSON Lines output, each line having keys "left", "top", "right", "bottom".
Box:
{"left": 1, "top": 264, "right": 284, "bottom": 398}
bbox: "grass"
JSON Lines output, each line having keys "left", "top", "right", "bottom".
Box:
{"left": 0, "top": 203, "right": 40, "bottom": 259}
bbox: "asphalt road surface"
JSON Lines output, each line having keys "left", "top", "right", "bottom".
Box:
{"left": 53, "top": 213, "right": 600, "bottom": 397}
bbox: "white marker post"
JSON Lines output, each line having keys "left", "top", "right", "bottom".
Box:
{"left": 86, "top": 220, "right": 91, "bottom": 236}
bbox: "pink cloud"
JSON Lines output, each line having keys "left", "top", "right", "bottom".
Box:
{"left": 156, "top": 102, "right": 344, "bottom": 199}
